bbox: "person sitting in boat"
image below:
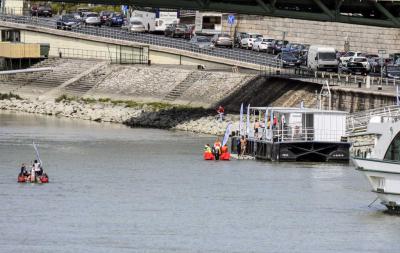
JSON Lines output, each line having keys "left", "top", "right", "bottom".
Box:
{"left": 220, "top": 144, "right": 231, "bottom": 160}
{"left": 19, "top": 163, "right": 29, "bottom": 177}
{"left": 213, "top": 138, "right": 222, "bottom": 160}
{"left": 204, "top": 144, "right": 212, "bottom": 153}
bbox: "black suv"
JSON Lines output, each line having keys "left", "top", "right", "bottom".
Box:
{"left": 31, "top": 5, "right": 52, "bottom": 17}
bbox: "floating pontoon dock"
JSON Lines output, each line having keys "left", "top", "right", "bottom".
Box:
{"left": 231, "top": 106, "right": 350, "bottom": 162}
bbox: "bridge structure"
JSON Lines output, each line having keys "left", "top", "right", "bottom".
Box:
{"left": 42, "top": 0, "right": 400, "bottom": 28}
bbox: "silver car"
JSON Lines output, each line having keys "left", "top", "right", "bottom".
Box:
{"left": 190, "top": 36, "right": 214, "bottom": 49}
{"left": 211, "top": 34, "right": 233, "bottom": 48}
{"left": 82, "top": 12, "right": 101, "bottom": 27}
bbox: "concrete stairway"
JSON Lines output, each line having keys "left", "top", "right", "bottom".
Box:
{"left": 0, "top": 59, "right": 100, "bottom": 97}
{"left": 163, "top": 71, "right": 204, "bottom": 101}
{"left": 63, "top": 65, "right": 110, "bottom": 96}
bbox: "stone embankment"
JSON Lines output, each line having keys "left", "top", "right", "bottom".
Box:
{"left": 0, "top": 98, "right": 237, "bottom": 136}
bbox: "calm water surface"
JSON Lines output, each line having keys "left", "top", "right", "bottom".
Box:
{"left": 1, "top": 111, "right": 399, "bottom": 253}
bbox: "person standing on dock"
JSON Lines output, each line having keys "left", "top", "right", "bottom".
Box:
{"left": 239, "top": 135, "right": 247, "bottom": 158}
{"left": 254, "top": 119, "right": 260, "bottom": 139}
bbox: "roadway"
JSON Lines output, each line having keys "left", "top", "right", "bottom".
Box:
{"left": 0, "top": 14, "right": 398, "bottom": 97}
{"left": 0, "top": 14, "right": 280, "bottom": 68}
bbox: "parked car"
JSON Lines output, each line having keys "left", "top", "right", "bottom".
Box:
{"left": 190, "top": 36, "right": 213, "bottom": 49}
{"left": 383, "top": 65, "right": 400, "bottom": 79}
{"left": 31, "top": 5, "right": 52, "bottom": 17}
{"left": 56, "top": 15, "right": 80, "bottom": 30}
{"left": 211, "top": 34, "right": 233, "bottom": 48}
{"left": 339, "top": 51, "right": 363, "bottom": 64}
{"left": 268, "top": 40, "right": 289, "bottom": 54}
{"left": 82, "top": 12, "right": 102, "bottom": 27}
{"left": 252, "top": 38, "right": 274, "bottom": 52}
{"left": 164, "top": 24, "right": 187, "bottom": 38}
{"left": 106, "top": 13, "right": 124, "bottom": 27}
{"left": 341, "top": 56, "right": 371, "bottom": 75}
{"left": 129, "top": 20, "right": 146, "bottom": 32}
{"left": 240, "top": 33, "right": 262, "bottom": 49}
{"left": 99, "top": 11, "right": 113, "bottom": 24}
{"left": 282, "top": 43, "right": 306, "bottom": 56}
{"left": 234, "top": 32, "right": 248, "bottom": 47}
{"left": 183, "top": 24, "right": 196, "bottom": 40}
{"left": 276, "top": 52, "right": 301, "bottom": 68}
{"left": 70, "top": 12, "right": 82, "bottom": 21}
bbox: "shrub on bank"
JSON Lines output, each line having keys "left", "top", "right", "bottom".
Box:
{"left": 54, "top": 94, "right": 203, "bottom": 111}
{"left": 0, "top": 92, "right": 22, "bottom": 100}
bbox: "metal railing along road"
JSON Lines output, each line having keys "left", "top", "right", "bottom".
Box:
{"left": 56, "top": 47, "right": 148, "bottom": 64}
{"left": 0, "top": 13, "right": 281, "bottom": 68}
{"left": 260, "top": 64, "right": 400, "bottom": 89}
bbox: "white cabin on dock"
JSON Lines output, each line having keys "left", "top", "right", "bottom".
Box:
{"left": 232, "top": 106, "right": 350, "bottom": 162}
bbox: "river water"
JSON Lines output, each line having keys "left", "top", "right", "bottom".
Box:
{"left": 1, "top": 111, "right": 399, "bottom": 253}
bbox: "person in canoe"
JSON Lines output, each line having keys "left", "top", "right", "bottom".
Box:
{"left": 213, "top": 138, "right": 222, "bottom": 160}
{"left": 203, "top": 144, "right": 214, "bottom": 160}
{"left": 220, "top": 144, "right": 231, "bottom": 160}
{"left": 19, "top": 163, "right": 29, "bottom": 177}
{"left": 32, "top": 160, "right": 43, "bottom": 176}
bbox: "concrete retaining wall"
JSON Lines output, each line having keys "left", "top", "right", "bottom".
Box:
{"left": 222, "top": 14, "right": 400, "bottom": 54}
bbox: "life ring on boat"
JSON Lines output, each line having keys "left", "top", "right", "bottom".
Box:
{"left": 204, "top": 152, "right": 215, "bottom": 160}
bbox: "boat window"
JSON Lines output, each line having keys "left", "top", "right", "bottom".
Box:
{"left": 384, "top": 132, "right": 400, "bottom": 161}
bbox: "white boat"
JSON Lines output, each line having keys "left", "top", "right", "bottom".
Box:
{"left": 350, "top": 105, "right": 400, "bottom": 212}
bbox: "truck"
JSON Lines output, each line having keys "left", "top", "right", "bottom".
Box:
{"left": 154, "top": 10, "right": 179, "bottom": 33}
{"left": 195, "top": 12, "right": 222, "bottom": 35}
{"left": 307, "top": 45, "right": 338, "bottom": 72}
{"left": 129, "top": 10, "right": 156, "bottom": 32}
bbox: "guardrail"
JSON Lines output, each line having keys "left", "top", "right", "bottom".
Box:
{"left": 56, "top": 47, "right": 148, "bottom": 64}
{"left": 260, "top": 65, "right": 399, "bottom": 89}
{"left": 0, "top": 13, "right": 282, "bottom": 69}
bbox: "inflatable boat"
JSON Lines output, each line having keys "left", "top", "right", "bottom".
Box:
{"left": 204, "top": 152, "right": 215, "bottom": 160}
{"left": 18, "top": 174, "right": 49, "bottom": 183}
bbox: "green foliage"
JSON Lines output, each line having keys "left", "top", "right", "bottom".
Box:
{"left": 49, "top": 3, "right": 121, "bottom": 14}
{"left": 53, "top": 95, "right": 200, "bottom": 110}
{"left": 0, "top": 92, "right": 22, "bottom": 100}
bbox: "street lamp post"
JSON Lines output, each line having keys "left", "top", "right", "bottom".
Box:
{"left": 378, "top": 49, "right": 386, "bottom": 90}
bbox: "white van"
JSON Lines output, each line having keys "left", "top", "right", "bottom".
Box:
{"left": 307, "top": 45, "right": 338, "bottom": 72}
{"left": 129, "top": 10, "right": 156, "bottom": 32}
{"left": 155, "top": 11, "right": 179, "bottom": 32}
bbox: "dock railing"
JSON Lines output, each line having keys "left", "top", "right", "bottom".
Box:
{"left": 253, "top": 127, "right": 345, "bottom": 143}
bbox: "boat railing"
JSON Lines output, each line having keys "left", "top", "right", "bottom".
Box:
{"left": 257, "top": 127, "right": 344, "bottom": 142}
{"left": 346, "top": 105, "right": 400, "bottom": 135}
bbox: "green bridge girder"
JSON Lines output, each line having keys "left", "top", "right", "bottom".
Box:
{"left": 48, "top": 0, "right": 400, "bottom": 28}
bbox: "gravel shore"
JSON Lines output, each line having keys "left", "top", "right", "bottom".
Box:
{"left": 0, "top": 98, "right": 238, "bottom": 136}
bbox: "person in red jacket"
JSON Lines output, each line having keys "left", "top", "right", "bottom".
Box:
{"left": 217, "top": 105, "right": 225, "bottom": 122}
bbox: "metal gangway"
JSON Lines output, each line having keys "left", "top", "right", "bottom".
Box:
{"left": 346, "top": 105, "right": 400, "bottom": 135}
